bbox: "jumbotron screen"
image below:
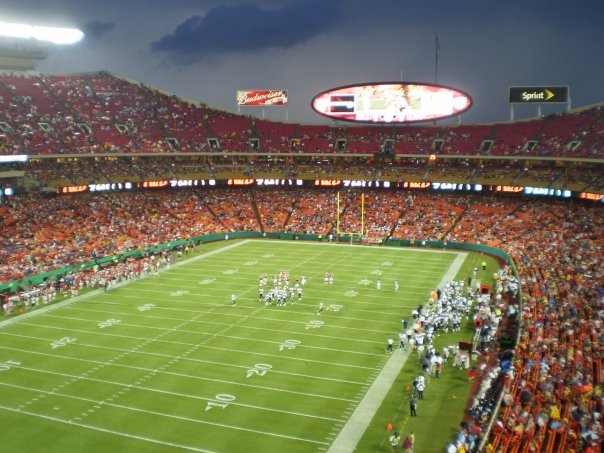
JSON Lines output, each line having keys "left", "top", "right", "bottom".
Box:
{"left": 311, "top": 82, "right": 472, "bottom": 123}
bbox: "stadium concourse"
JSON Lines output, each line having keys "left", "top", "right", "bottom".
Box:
{"left": 0, "top": 70, "right": 602, "bottom": 452}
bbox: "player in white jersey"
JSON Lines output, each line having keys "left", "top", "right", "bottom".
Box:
{"left": 301, "top": 275, "right": 306, "bottom": 286}
{"left": 289, "top": 287, "right": 295, "bottom": 302}
{"left": 265, "top": 289, "right": 274, "bottom": 306}
{"left": 259, "top": 286, "right": 264, "bottom": 301}
{"left": 399, "top": 332, "right": 406, "bottom": 349}
{"left": 394, "top": 280, "right": 399, "bottom": 291}
{"left": 324, "top": 273, "right": 329, "bottom": 285}
{"left": 328, "top": 273, "right": 334, "bottom": 285}
{"left": 297, "top": 286, "right": 303, "bottom": 302}
{"left": 231, "top": 293, "right": 237, "bottom": 307}
{"left": 386, "top": 338, "right": 394, "bottom": 353}
{"left": 317, "top": 302, "right": 324, "bottom": 314}
{"left": 377, "top": 279, "right": 382, "bottom": 290}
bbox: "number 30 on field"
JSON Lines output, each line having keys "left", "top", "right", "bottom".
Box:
{"left": 246, "top": 363, "right": 272, "bottom": 378}
{"left": 279, "top": 339, "right": 301, "bottom": 351}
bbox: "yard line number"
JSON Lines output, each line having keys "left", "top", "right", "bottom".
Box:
{"left": 305, "top": 320, "right": 324, "bottom": 330}
{"left": 246, "top": 363, "right": 272, "bottom": 378}
{"left": 0, "top": 360, "right": 21, "bottom": 371}
{"left": 98, "top": 319, "right": 121, "bottom": 329}
{"left": 205, "top": 393, "right": 236, "bottom": 411}
{"left": 51, "top": 337, "right": 77, "bottom": 349}
{"left": 279, "top": 339, "right": 301, "bottom": 351}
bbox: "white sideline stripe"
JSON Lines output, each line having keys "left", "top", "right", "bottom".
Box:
{"left": 327, "top": 251, "right": 468, "bottom": 453}
{"left": 0, "top": 239, "right": 251, "bottom": 330}
{"left": 0, "top": 403, "right": 214, "bottom": 452}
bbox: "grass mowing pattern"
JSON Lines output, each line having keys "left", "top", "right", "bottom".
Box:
{"left": 0, "top": 240, "right": 471, "bottom": 452}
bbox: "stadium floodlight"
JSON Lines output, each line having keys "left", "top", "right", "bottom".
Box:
{"left": 0, "top": 21, "right": 84, "bottom": 45}
{"left": 0, "top": 155, "right": 28, "bottom": 163}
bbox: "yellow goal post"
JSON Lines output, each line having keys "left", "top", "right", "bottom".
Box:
{"left": 336, "top": 192, "right": 365, "bottom": 238}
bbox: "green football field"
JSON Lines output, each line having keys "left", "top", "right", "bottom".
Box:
{"left": 0, "top": 240, "right": 491, "bottom": 452}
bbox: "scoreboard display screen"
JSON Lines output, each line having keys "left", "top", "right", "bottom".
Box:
{"left": 311, "top": 82, "right": 472, "bottom": 124}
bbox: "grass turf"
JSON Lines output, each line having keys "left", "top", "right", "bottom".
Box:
{"left": 0, "top": 239, "right": 499, "bottom": 452}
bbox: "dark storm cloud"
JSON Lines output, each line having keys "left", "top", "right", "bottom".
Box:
{"left": 82, "top": 20, "right": 116, "bottom": 39}
{"left": 150, "top": 0, "right": 342, "bottom": 64}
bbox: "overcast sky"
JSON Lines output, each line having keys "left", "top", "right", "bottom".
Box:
{"left": 2, "top": 0, "right": 603, "bottom": 125}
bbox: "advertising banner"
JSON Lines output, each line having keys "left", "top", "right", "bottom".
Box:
{"left": 237, "top": 90, "right": 288, "bottom": 106}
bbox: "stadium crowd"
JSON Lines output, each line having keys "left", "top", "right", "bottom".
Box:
{"left": 1, "top": 72, "right": 603, "bottom": 157}
{"left": 1, "top": 187, "right": 601, "bottom": 453}
{"left": 1, "top": 70, "right": 603, "bottom": 453}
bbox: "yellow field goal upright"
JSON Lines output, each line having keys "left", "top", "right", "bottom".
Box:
{"left": 336, "top": 191, "right": 365, "bottom": 240}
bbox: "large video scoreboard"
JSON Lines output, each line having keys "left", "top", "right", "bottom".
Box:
{"left": 311, "top": 82, "right": 472, "bottom": 124}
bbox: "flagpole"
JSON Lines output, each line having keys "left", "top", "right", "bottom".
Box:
{"left": 434, "top": 32, "right": 440, "bottom": 126}
{"left": 435, "top": 32, "right": 439, "bottom": 84}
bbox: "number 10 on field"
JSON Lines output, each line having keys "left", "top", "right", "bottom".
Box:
{"left": 205, "top": 394, "right": 236, "bottom": 412}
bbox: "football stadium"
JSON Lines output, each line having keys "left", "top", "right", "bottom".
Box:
{"left": 0, "top": 7, "right": 602, "bottom": 453}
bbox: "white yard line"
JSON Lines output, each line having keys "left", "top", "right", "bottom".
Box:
{"left": 0, "top": 374, "right": 343, "bottom": 424}
{"left": 0, "top": 338, "right": 357, "bottom": 402}
{"left": 0, "top": 396, "right": 328, "bottom": 449}
{"left": 0, "top": 330, "right": 368, "bottom": 386}
{"left": 327, "top": 251, "right": 467, "bottom": 453}
{"left": 0, "top": 239, "right": 468, "bottom": 451}
{"left": 0, "top": 337, "right": 377, "bottom": 371}
{"left": 77, "top": 289, "right": 427, "bottom": 316}
{"left": 47, "top": 305, "right": 400, "bottom": 335}
{"left": 0, "top": 324, "right": 384, "bottom": 359}
{"left": 20, "top": 314, "right": 388, "bottom": 345}
{"left": 0, "top": 239, "right": 251, "bottom": 329}
{"left": 0, "top": 402, "right": 216, "bottom": 452}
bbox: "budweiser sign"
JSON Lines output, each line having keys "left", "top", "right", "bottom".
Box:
{"left": 237, "top": 90, "right": 288, "bottom": 106}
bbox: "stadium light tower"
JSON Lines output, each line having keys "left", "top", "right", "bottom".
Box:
{"left": 0, "top": 20, "right": 84, "bottom": 45}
